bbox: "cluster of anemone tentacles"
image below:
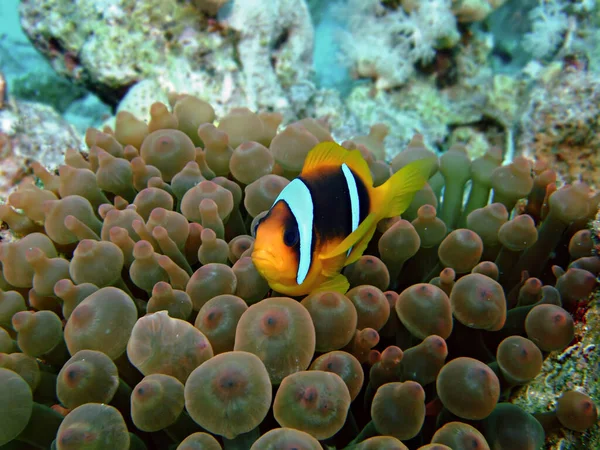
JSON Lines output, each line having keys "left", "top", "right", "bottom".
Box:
{"left": 0, "top": 93, "right": 598, "bottom": 450}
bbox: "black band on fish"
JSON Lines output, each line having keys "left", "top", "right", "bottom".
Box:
{"left": 300, "top": 164, "right": 370, "bottom": 254}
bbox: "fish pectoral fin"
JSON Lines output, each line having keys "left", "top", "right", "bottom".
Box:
{"left": 320, "top": 252, "right": 347, "bottom": 278}
{"left": 319, "top": 212, "right": 378, "bottom": 261}
{"left": 311, "top": 274, "right": 350, "bottom": 295}
{"left": 344, "top": 225, "right": 377, "bottom": 266}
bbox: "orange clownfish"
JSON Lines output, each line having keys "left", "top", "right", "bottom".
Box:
{"left": 251, "top": 141, "right": 432, "bottom": 297}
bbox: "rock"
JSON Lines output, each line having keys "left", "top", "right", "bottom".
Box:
{"left": 0, "top": 0, "right": 88, "bottom": 112}
{"left": 0, "top": 100, "right": 83, "bottom": 199}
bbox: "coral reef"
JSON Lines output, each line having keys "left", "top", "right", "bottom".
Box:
{"left": 517, "top": 67, "right": 600, "bottom": 190}
{"left": 13, "top": 0, "right": 520, "bottom": 164}
{"left": 18, "top": 0, "right": 314, "bottom": 120}
{"left": 10, "top": 0, "right": 600, "bottom": 181}
{"left": 0, "top": 93, "right": 598, "bottom": 449}
{"left": 19, "top": 0, "right": 221, "bottom": 101}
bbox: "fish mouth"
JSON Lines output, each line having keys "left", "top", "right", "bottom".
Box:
{"left": 251, "top": 250, "right": 273, "bottom": 264}
{"left": 252, "top": 249, "right": 283, "bottom": 274}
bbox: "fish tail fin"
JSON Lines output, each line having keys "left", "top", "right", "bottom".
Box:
{"left": 374, "top": 158, "right": 434, "bottom": 218}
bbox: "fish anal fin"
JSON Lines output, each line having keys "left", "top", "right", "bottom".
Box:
{"left": 319, "top": 212, "right": 378, "bottom": 261}
{"left": 375, "top": 158, "right": 435, "bottom": 218}
{"left": 311, "top": 274, "right": 350, "bottom": 295}
{"left": 302, "top": 142, "right": 349, "bottom": 175}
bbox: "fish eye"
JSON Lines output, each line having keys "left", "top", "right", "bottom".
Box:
{"left": 283, "top": 227, "right": 299, "bottom": 247}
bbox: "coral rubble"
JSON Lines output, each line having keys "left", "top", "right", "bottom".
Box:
{"left": 518, "top": 68, "right": 600, "bottom": 190}
{"left": 0, "top": 100, "right": 83, "bottom": 196}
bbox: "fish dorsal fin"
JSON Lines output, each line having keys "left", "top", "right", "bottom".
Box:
{"left": 302, "top": 142, "right": 373, "bottom": 187}
{"left": 302, "top": 142, "right": 348, "bottom": 174}
{"left": 310, "top": 274, "right": 350, "bottom": 295}
{"left": 319, "top": 211, "right": 378, "bottom": 262}
{"left": 343, "top": 148, "right": 374, "bottom": 188}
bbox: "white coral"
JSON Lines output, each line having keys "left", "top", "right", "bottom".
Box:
{"left": 332, "top": 0, "right": 459, "bottom": 89}
{"left": 224, "top": 0, "right": 314, "bottom": 113}
{"left": 522, "top": 0, "right": 570, "bottom": 59}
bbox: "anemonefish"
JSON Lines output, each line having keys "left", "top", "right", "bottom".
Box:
{"left": 251, "top": 141, "right": 433, "bottom": 297}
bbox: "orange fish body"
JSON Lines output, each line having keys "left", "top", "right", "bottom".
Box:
{"left": 252, "top": 142, "right": 432, "bottom": 297}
